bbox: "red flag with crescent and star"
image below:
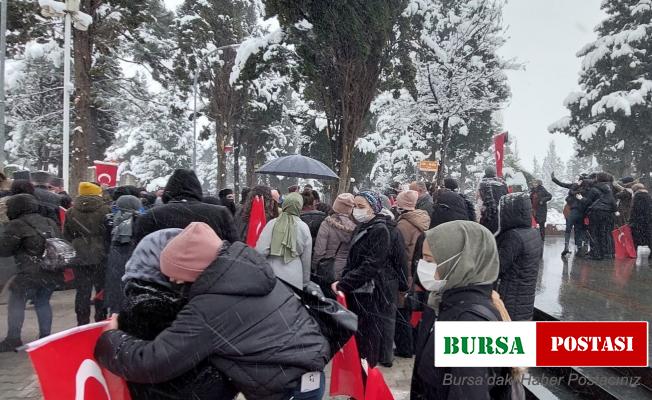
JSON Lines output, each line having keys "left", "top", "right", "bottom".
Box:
{"left": 23, "top": 322, "right": 131, "bottom": 400}
{"left": 93, "top": 161, "right": 119, "bottom": 188}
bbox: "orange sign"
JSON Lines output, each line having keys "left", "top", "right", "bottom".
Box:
{"left": 418, "top": 160, "right": 439, "bottom": 172}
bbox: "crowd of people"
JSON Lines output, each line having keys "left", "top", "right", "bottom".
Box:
{"left": 0, "top": 165, "right": 650, "bottom": 399}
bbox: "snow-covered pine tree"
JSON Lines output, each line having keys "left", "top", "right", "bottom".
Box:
{"left": 406, "top": 0, "right": 514, "bottom": 184}
{"left": 549, "top": 0, "right": 651, "bottom": 182}
{"left": 5, "top": 40, "right": 64, "bottom": 172}
{"left": 532, "top": 156, "right": 543, "bottom": 180}
{"left": 541, "top": 141, "right": 567, "bottom": 211}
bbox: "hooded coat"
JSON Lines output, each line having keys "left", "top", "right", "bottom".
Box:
{"left": 430, "top": 189, "right": 470, "bottom": 228}
{"left": 64, "top": 195, "right": 111, "bottom": 266}
{"left": 133, "top": 170, "right": 238, "bottom": 244}
{"left": 630, "top": 190, "right": 651, "bottom": 248}
{"left": 495, "top": 193, "right": 542, "bottom": 321}
{"left": 530, "top": 185, "right": 553, "bottom": 222}
{"left": 0, "top": 194, "right": 62, "bottom": 290}
{"left": 95, "top": 242, "right": 330, "bottom": 400}
{"left": 478, "top": 177, "right": 509, "bottom": 233}
{"left": 115, "top": 229, "right": 237, "bottom": 400}
{"left": 312, "top": 214, "right": 357, "bottom": 280}
{"left": 582, "top": 182, "right": 617, "bottom": 214}
{"left": 33, "top": 186, "right": 62, "bottom": 225}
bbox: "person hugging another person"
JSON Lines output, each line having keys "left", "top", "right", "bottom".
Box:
{"left": 95, "top": 222, "right": 330, "bottom": 400}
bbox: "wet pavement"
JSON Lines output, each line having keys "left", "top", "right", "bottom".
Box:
{"left": 535, "top": 236, "right": 652, "bottom": 364}
{"left": 0, "top": 235, "right": 649, "bottom": 399}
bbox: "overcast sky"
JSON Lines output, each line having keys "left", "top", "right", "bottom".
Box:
{"left": 163, "top": 0, "right": 606, "bottom": 165}
{"left": 500, "top": 0, "right": 605, "bottom": 165}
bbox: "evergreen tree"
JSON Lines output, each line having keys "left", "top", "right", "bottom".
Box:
{"left": 549, "top": 0, "right": 652, "bottom": 182}
{"left": 532, "top": 156, "right": 542, "bottom": 180}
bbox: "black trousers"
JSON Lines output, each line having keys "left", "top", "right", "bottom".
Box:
{"left": 348, "top": 291, "right": 383, "bottom": 368}
{"left": 394, "top": 308, "right": 414, "bottom": 357}
{"left": 73, "top": 265, "right": 107, "bottom": 325}
{"left": 588, "top": 211, "right": 615, "bottom": 259}
{"left": 379, "top": 279, "right": 398, "bottom": 365}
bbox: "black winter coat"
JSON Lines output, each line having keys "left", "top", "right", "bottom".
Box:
{"left": 95, "top": 242, "right": 330, "bottom": 400}
{"left": 552, "top": 176, "right": 583, "bottom": 211}
{"left": 583, "top": 183, "right": 617, "bottom": 214}
{"left": 479, "top": 177, "right": 509, "bottom": 233}
{"left": 133, "top": 169, "right": 238, "bottom": 244}
{"left": 631, "top": 190, "right": 652, "bottom": 248}
{"left": 117, "top": 279, "right": 237, "bottom": 400}
{"left": 64, "top": 195, "right": 111, "bottom": 266}
{"left": 34, "top": 186, "right": 62, "bottom": 225}
{"left": 411, "top": 285, "right": 511, "bottom": 400}
{"left": 0, "top": 194, "right": 62, "bottom": 290}
{"left": 379, "top": 215, "right": 409, "bottom": 291}
{"left": 431, "top": 189, "right": 470, "bottom": 228}
{"left": 530, "top": 185, "right": 552, "bottom": 222}
{"left": 496, "top": 193, "right": 542, "bottom": 321}
{"left": 337, "top": 217, "right": 391, "bottom": 294}
{"left": 300, "top": 209, "right": 327, "bottom": 245}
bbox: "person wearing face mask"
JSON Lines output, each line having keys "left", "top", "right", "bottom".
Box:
{"left": 394, "top": 190, "right": 430, "bottom": 358}
{"left": 411, "top": 221, "right": 515, "bottom": 400}
{"left": 331, "top": 191, "right": 391, "bottom": 368}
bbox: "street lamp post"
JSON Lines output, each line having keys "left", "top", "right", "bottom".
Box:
{"left": 39, "top": 0, "right": 91, "bottom": 192}
{"left": 0, "top": 0, "right": 8, "bottom": 168}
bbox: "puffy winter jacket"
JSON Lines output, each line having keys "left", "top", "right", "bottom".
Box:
{"left": 64, "top": 195, "right": 111, "bottom": 266}
{"left": 478, "top": 177, "right": 509, "bottom": 233}
{"left": 396, "top": 210, "right": 430, "bottom": 276}
{"left": 34, "top": 186, "right": 62, "bottom": 225}
{"left": 530, "top": 185, "right": 552, "bottom": 222}
{"left": 431, "top": 189, "right": 470, "bottom": 228}
{"left": 495, "top": 193, "right": 543, "bottom": 321}
{"left": 312, "top": 214, "right": 356, "bottom": 280}
{"left": 0, "top": 194, "right": 62, "bottom": 290}
{"left": 95, "top": 242, "right": 330, "bottom": 400}
{"left": 118, "top": 279, "right": 238, "bottom": 400}
{"left": 582, "top": 182, "right": 617, "bottom": 214}
{"left": 133, "top": 169, "right": 238, "bottom": 244}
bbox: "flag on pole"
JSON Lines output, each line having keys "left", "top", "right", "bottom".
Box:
{"left": 93, "top": 161, "right": 119, "bottom": 188}
{"left": 494, "top": 132, "right": 509, "bottom": 178}
{"left": 329, "top": 293, "right": 366, "bottom": 400}
{"left": 23, "top": 322, "right": 131, "bottom": 400}
{"left": 365, "top": 367, "right": 395, "bottom": 400}
{"left": 246, "top": 195, "right": 267, "bottom": 247}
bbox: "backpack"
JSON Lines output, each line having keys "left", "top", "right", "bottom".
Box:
{"left": 25, "top": 220, "right": 76, "bottom": 272}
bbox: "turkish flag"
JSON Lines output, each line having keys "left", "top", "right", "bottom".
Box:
{"left": 246, "top": 196, "right": 267, "bottom": 247}
{"left": 93, "top": 161, "right": 119, "bottom": 188}
{"left": 24, "top": 322, "right": 131, "bottom": 400}
{"left": 329, "top": 293, "right": 365, "bottom": 400}
{"left": 612, "top": 225, "right": 637, "bottom": 259}
{"left": 365, "top": 367, "right": 395, "bottom": 400}
{"left": 494, "top": 132, "right": 508, "bottom": 178}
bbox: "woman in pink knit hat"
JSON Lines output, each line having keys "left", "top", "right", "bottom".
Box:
{"left": 96, "top": 222, "right": 330, "bottom": 400}
{"left": 312, "top": 193, "right": 357, "bottom": 286}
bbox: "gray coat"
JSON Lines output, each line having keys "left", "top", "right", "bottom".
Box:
{"left": 256, "top": 217, "right": 312, "bottom": 289}
{"left": 312, "top": 214, "right": 356, "bottom": 280}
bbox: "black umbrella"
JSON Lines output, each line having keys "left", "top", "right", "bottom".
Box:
{"left": 255, "top": 155, "right": 339, "bottom": 181}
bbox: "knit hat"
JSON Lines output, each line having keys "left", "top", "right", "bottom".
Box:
{"left": 632, "top": 183, "right": 646, "bottom": 193}
{"left": 79, "top": 182, "right": 102, "bottom": 196}
{"left": 123, "top": 228, "right": 183, "bottom": 288}
{"left": 379, "top": 194, "right": 392, "bottom": 210}
{"left": 332, "top": 193, "right": 355, "bottom": 215}
{"left": 160, "top": 222, "right": 222, "bottom": 283}
{"left": 484, "top": 166, "right": 497, "bottom": 178}
{"left": 356, "top": 191, "right": 382, "bottom": 214}
{"left": 396, "top": 190, "right": 418, "bottom": 211}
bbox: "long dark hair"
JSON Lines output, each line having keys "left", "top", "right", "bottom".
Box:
{"left": 242, "top": 185, "right": 279, "bottom": 222}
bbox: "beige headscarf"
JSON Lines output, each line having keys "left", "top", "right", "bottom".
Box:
{"left": 424, "top": 220, "right": 499, "bottom": 309}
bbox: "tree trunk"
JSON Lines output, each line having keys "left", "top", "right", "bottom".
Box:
{"left": 216, "top": 121, "right": 227, "bottom": 190}
{"left": 71, "top": 24, "right": 93, "bottom": 196}
{"left": 459, "top": 159, "right": 468, "bottom": 192}
{"left": 245, "top": 143, "right": 257, "bottom": 190}
{"left": 435, "top": 117, "right": 451, "bottom": 186}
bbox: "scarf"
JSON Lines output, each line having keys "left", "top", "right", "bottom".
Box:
{"left": 270, "top": 192, "right": 303, "bottom": 263}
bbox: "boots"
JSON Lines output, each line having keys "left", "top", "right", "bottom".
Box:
{"left": 561, "top": 247, "right": 570, "bottom": 257}
{"left": 0, "top": 338, "right": 23, "bottom": 353}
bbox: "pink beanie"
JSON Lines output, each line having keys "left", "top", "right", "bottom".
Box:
{"left": 332, "top": 193, "right": 355, "bottom": 215}
{"left": 271, "top": 189, "right": 281, "bottom": 203}
{"left": 397, "top": 190, "right": 418, "bottom": 211}
{"left": 160, "top": 222, "right": 222, "bottom": 282}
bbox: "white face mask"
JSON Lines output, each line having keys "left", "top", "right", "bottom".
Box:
{"left": 353, "top": 208, "right": 373, "bottom": 223}
{"left": 416, "top": 252, "right": 463, "bottom": 292}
